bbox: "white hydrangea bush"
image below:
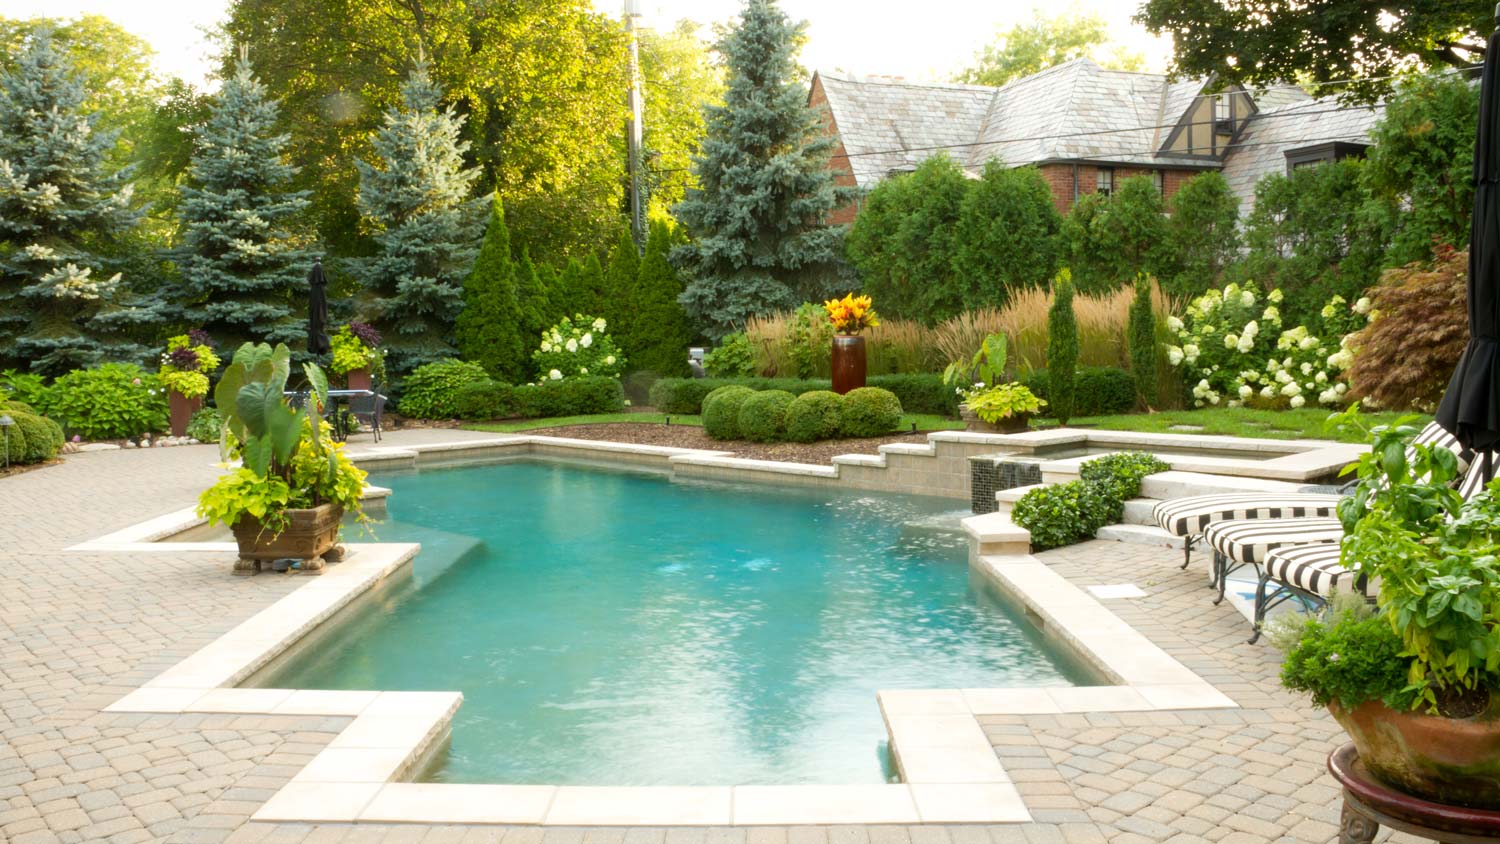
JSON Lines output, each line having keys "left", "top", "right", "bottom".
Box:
{"left": 531, "top": 314, "right": 626, "bottom": 383}
{"left": 1169, "top": 286, "right": 1370, "bottom": 409}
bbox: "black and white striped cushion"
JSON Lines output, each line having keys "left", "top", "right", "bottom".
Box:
{"left": 1153, "top": 494, "right": 1343, "bottom": 538}
{"left": 1264, "top": 543, "right": 1367, "bottom": 596}
{"left": 1460, "top": 451, "right": 1499, "bottom": 501}
{"left": 1414, "top": 421, "right": 1468, "bottom": 471}
{"left": 1204, "top": 516, "right": 1344, "bottom": 564}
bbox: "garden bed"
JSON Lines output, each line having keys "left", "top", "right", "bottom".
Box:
{"left": 508, "top": 421, "right": 931, "bottom": 465}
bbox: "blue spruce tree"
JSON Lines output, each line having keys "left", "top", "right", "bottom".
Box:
{"left": 174, "top": 56, "right": 312, "bottom": 350}
{"left": 673, "top": 0, "right": 855, "bottom": 339}
{"left": 351, "top": 64, "right": 484, "bottom": 376}
{"left": 0, "top": 28, "right": 143, "bottom": 373}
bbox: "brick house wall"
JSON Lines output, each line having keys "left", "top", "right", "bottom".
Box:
{"left": 808, "top": 75, "right": 860, "bottom": 226}
{"left": 1037, "top": 163, "right": 1201, "bottom": 214}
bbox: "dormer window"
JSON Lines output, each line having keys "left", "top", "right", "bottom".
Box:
{"left": 1213, "top": 94, "right": 1235, "bottom": 135}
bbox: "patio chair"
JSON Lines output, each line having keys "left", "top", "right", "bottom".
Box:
{"left": 347, "top": 390, "right": 386, "bottom": 443}
{"left": 1230, "top": 449, "right": 1495, "bottom": 644}
{"left": 1152, "top": 420, "right": 1466, "bottom": 575}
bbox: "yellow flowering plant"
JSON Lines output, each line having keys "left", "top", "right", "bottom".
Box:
{"left": 824, "top": 293, "right": 880, "bottom": 335}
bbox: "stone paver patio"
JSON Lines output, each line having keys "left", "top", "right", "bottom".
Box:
{"left": 0, "top": 431, "right": 1423, "bottom": 843}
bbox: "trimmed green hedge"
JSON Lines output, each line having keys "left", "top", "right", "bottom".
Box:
{"left": 455, "top": 380, "right": 519, "bottom": 421}
{"left": 784, "top": 391, "right": 843, "bottom": 442}
{"left": 841, "top": 387, "right": 904, "bottom": 438}
{"left": 452, "top": 377, "right": 623, "bottom": 421}
{"left": 2, "top": 410, "right": 63, "bottom": 465}
{"left": 738, "top": 390, "right": 796, "bottom": 442}
{"left": 702, "top": 385, "right": 757, "bottom": 439}
{"left": 649, "top": 374, "right": 955, "bottom": 416}
{"left": 399, "top": 359, "right": 491, "bottom": 419}
{"left": 1023, "top": 367, "right": 1136, "bottom": 418}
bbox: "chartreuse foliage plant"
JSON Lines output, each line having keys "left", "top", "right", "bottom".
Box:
{"left": 703, "top": 333, "right": 758, "bottom": 377}
{"left": 197, "top": 342, "right": 366, "bottom": 538}
{"left": 157, "top": 333, "right": 221, "bottom": 399}
{"left": 399, "top": 359, "right": 490, "bottom": 420}
{"left": 328, "top": 322, "right": 384, "bottom": 379}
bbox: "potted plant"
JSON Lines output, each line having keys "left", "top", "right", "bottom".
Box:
{"left": 1275, "top": 415, "right": 1500, "bottom": 809}
{"left": 157, "top": 331, "right": 220, "bottom": 437}
{"left": 328, "top": 321, "right": 385, "bottom": 392}
{"left": 943, "top": 333, "right": 1045, "bottom": 433}
{"left": 196, "top": 342, "right": 367, "bottom": 575}
{"left": 824, "top": 293, "right": 879, "bottom": 394}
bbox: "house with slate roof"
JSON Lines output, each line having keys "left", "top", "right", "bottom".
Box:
{"left": 809, "top": 58, "right": 1385, "bottom": 225}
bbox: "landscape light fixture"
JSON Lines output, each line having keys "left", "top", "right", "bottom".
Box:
{"left": 0, "top": 414, "right": 12, "bottom": 469}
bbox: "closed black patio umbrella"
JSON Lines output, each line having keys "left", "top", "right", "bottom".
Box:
{"left": 1436, "top": 16, "right": 1500, "bottom": 466}
{"left": 307, "top": 258, "right": 331, "bottom": 356}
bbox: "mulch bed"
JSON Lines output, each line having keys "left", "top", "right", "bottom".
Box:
{"left": 516, "top": 422, "right": 932, "bottom": 465}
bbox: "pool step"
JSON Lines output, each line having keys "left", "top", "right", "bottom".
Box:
{"left": 1095, "top": 522, "right": 1186, "bottom": 549}
{"left": 1139, "top": 470, "right": 1308, "bottom": 501}
{"left": 961, "top": 511, "right": 1031, "bottom": 556}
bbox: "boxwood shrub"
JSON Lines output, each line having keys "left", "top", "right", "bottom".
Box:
{"left": 738, "top": 390, "right": 796, "bottom": 442}
{"left": 399, "top": 359, "right": 491, "bottom": 419}
{"left": 649, "top": 374, "right": 954, "bottom": 416}
{"left": 455, "top": 380, "right": 519, "bottom": 421}
{"left": 515, "top": 377, "right": 624, "bottom": 418}
{"left": 784, "top": 391, "right": 844, "bottom": 443}
{"left": 1012, "top": 451, "right": 1170, "bottom": 550}
{"left": 2, "top": 410, "right": 63, "bottom": 464}
{"left": 841, "top": 387, "right": 903, "bottom": 438}
{"left": 1023, "top": 367, "right": 1136, "bottom": 418}
{"left": 702, "top": 385, "right": 757, "bottom": 439}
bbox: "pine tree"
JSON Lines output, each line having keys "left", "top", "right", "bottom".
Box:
{"left": 174, "top": 56, "right": 312, "bottom": 351}
{"left": 455, "top": 194, "right": 526, "bottom": 382}
{"left": 603, "top": 225, "right": 640, "bottom": 354}
{"left": 350, "top": 64, "right": 484, "bottom": 376}
{"left": 514, "top": 247, "right": 554, "bottom": 369}
{"left": 0, "top": 28, "right": 143, "bottom": 373}
{"left": 631, "top": 219, "right": 694, "bottom": 376}
{"left": 1127, "top": 275, "right": 1157, "bottom": 407}
{"left": 1046, "top": 270, "right": 1079, "bottom": 424}
{"left": 674, "top": 0, "right": 855, "bottom": 339}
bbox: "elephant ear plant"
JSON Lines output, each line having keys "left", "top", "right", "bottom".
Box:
{"left": 197, "top": 343, "right": 367, "bottom": 540}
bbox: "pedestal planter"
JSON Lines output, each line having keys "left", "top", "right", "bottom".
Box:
{"left": 168, "top": 390, "right": 202, "bottom": 438}
{"left": 1331, "top": 698, "right": 1500, "bottom": 809}
{"left": 345, "top": 367, "right": 372, "bottom": 392}
{"left": 831, "top": 335, "right": 866, "bottom": 395}
{"left": 959, "top": 404, "right": 1031, "bottom": 434}
{"left": 230, "top": 503, "right": 345, "bottom": 576}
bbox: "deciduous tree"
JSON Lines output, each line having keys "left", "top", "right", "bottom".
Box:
{"left": 956, "top": 9, "right": 1142, "bottom": 87}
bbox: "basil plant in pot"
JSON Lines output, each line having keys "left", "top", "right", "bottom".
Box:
{"left": 943, "top": 333, "right": 1045, "bottom": 433}
{"left": 1274, "top": 415, "right": 1500, "bottom": 808}
{"left": 196, "top": 343, "right": 367, "bottom": 575}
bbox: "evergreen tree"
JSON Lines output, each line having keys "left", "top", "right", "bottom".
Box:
{"left": 514, "top": 247, "right": 553, "bottom": 368}
{"left": 950, "top": 160, "right": 1062, "bottom": 307}
{"left": 1061, "top": 191, "right": 1112, "bottom": 292}
{"left": 1163, "top": 172, "right": 1240, "bottom": 300}
{"left": 1086, "top": 175, "right": 1168, "bottom": 293}
{"left": 455, "top": 195, "right": 526, "bottom": 382}
{"left": 631, "top": 219, "right": 694, "bottom": 376}
{"left": 350, "top": 64, "right": 484, "bottom": 376}
{"left": 674, "top": 0, "right": 855, "bottom": 339}
{"left": 174, "top": 56, "right": 312, "bottom": 351}
{"left": 1046, "top": 270, "right": 1079, "bottom": 424}
{"left": 603, "top": 225, "right": 641, "bottom": 354}
{"left": 1127, "top": 275, "right": 1157, "bottom": 407}
{"left": 553, "top": 259, "right": 584, "bottom": 322}
{"left": 0, "top": 28, "right": 143, "bottom": 373}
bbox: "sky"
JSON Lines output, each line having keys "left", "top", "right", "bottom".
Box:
{"left": 4, "top": 0, "right": 1173, "bottom": 89}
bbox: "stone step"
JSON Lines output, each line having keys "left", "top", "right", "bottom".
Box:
{"left": 1122, "top": 497, "right": 1160, "bottom": 526}
{"left": 961, "top": 511, "right": 1032, "bottom": 556}
{"left": 993, "top": 483, "right": 1047, "bottom": 514}
{"left": 1139, "top": 470, "right": 1308, "bottom": 502}
{"left": 1095, "top": 522, "right": 1186, "bottom": 549}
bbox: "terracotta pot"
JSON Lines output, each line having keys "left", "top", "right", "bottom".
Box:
{"left": 1331, "top": 698, "right": 1500, "bottom": 809}
{"left": 168, "top": 390, "right": 202, "bottom": 438}
{"left": 831, "top": 335, "right": 866, "bottom": 395}
{"left": 959, "top": 404, "right": 1031, "bottom": 434}
{"left": 230, "top": 502, "right": 345, "bottom": 576}
{"left": 345, "top": 367, "right": 372, "bottom": 392}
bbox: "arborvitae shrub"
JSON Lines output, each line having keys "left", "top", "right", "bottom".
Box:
{"left": 1046, "top": 271, "right": 1079, "bottom": 423}
{"left": 1128, "top": 276, "right": 1157, "bottom": 407}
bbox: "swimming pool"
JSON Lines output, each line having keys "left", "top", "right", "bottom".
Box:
{"left": 251, "top": 458, "right": 1088, "bottom": 786}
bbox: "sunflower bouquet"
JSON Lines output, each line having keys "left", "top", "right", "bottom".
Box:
{"left": 824, "top": 293, "right": 880, "bottom": 335}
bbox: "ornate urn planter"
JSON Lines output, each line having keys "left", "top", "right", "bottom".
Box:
{"left": 831, "top": 335, "right": 866, "bottom": 395}
{"left": 1331, "top": 698, "right": 1500, "bottom": 809}
{"left": 230, "top": 503, "right": 345, "bottom": 576}
{"left": 168, "top": 390, "right": 202, "bottom": 438}
{"left": 959, "top": 404, "right": 1031, "bottom": 434}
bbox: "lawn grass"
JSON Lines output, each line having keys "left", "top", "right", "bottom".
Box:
{"left": 464, "top": 412, "right": 963, "bottom": 434}
{"left": 1042, "top": 407, "right": 1426, "bottom": 444}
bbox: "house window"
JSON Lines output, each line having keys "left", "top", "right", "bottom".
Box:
{"left": 1152, "top": 170, "right": 1165, "bottom": 195}
{"left": 1096, "top": 167, "right": 1115, "bottom": 197}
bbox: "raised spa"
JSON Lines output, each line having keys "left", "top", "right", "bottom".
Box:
{"left": 248, "top": 458, "right": 1089, "bottom": 786}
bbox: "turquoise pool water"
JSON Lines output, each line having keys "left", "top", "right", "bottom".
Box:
{"left": 254, "top": 458, "right": 1087, "bottom": 786}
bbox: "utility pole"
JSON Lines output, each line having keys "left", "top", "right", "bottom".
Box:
{"left": 625, "top": 0, "right": 646, "bottom": 251}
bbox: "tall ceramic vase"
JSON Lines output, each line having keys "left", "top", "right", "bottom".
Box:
{"left": 831, "top": 335, "right": 867, "bottom": 395}
{"left": 169, "top": 390, "right": 201, "bottom": 437}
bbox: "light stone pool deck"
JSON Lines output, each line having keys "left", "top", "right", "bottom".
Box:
{"left": 1, "top": 427, "right": 1425, "bottom": 843}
